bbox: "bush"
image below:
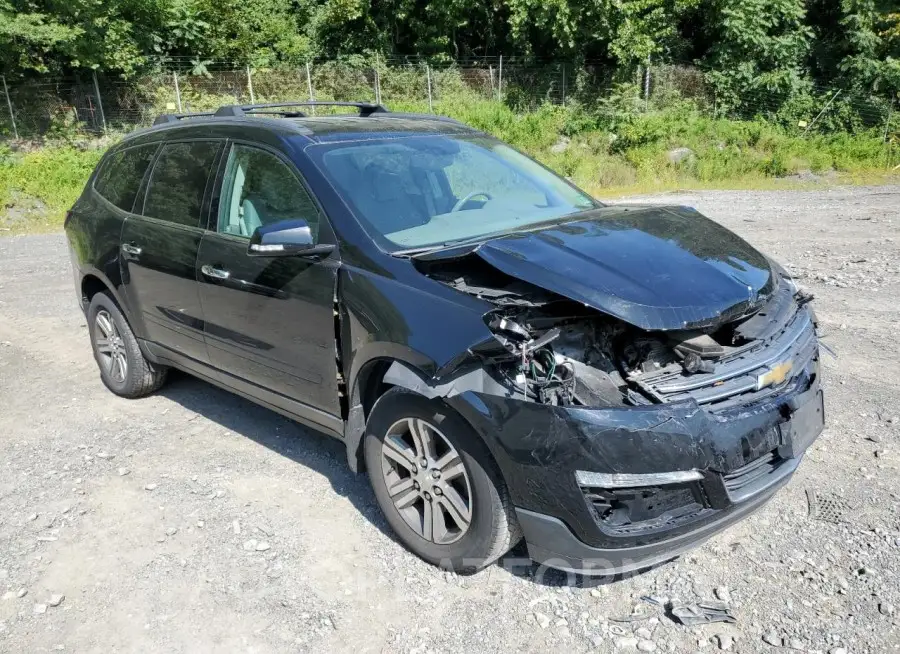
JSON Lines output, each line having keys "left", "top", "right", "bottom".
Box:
{"left": 1, "top": 95, "right": 894, "bottom": 232}
{"left": 0, "top": 146, "right": 103, "bottom": 231}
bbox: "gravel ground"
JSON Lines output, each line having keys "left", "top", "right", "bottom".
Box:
{"left": 0, "top": 185, "right": 898, "bottom": 654}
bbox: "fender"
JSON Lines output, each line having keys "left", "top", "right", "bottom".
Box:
{"left": 343, "top": 356, "right": 514, "bottom": 472}
{"left": 76, "top": 266, "right": 130, "bottom": 319}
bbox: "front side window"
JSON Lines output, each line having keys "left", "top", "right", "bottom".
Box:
{"left": 143, "top": 141, "right": 220, "bottom": 227}
{"left": 217, "top": 144, "right": 319, "bottom": 241}
{"left": 308, "top": 135, "right": 596, "bottom": 250}
{"left": 94, "top": 144, "right": 158, "bottom": 212}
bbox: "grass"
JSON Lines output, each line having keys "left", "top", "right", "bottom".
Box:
{"left": 0, "top": 144, "right": 103, "bottom": 233}
{"left": 2, "top": 97, "right": 897, "bottom": 234}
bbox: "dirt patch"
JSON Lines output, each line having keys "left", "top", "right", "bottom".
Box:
{"left": 1, "top": 192, "right": 49, "bottom": 231}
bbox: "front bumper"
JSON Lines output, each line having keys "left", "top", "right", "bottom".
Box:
{"left": 516, "top": 459, "right": 792, "bottom": 575}
{"left": 447, "top": 363, "right": 823, "bottom": 574}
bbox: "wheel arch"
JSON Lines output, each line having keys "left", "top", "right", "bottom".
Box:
{"left": 343, "top": 354, "right": 508, "bottom": 474}
{"left": 344, "top": 357, "right": 402, "bottom": 473}
{"left": 80, "top": 271, "right": 128, "bottom": 316}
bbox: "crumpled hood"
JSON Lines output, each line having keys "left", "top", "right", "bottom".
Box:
{"left": 468, "top": 205, "right": 776, "bottom": 331}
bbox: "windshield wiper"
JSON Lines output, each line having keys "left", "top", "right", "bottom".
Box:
{"left": 391, "top": 244, "right": 449, "bottom": 257}
{"left": 391, "top": 207, "right": 604, "bottom": 258}
{"left": 391, "top": 236, "right": 489, "bottom": 258}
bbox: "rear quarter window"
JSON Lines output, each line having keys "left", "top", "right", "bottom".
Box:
{"left": 93, "top": 144, "right": 159, "bottom": 212}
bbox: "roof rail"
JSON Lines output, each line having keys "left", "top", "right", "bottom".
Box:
{"left": 213, "top": 101, "right": 389, "bottom": 118}
{"left": 152, "top": 112, "right": 215, "bottom": 126}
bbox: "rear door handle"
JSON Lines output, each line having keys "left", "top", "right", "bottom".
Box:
{"left": 121, "top": 243, "right": 142, "bottom": 256}
{"left": 201, "top": 265, "right": 231, "bottom": 280}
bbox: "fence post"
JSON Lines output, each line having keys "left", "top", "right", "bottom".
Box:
{"left": 173, "top": 72, "right": 182, "bottom": 113}
{"left": 373, "top": 55, "right": 382, "bottom": 104}
{"left": 498, "top": 55, "right": 503, "bottom": 102}
{"left": 1, "top": 75, "right": 18, "bottom": 140}
{"left": 426, "top": 64, "right": 434, "bottom": 113}
{"left": 884, "top": 99, "right": 895, "bottom": 143}
{"left": 305, "top": 62, "right": 315, "bottom": 103}
{"left": 644, "top": 55, "right": 651, "bottom": 110}
{"left": 246, "top": 65, "right": 255, "bottom": 103}
{"left": 91, "top": 70, "right": 107, "bottom": 132}
{"left": 561, "top": 63, "right": 566, "bottom": 105}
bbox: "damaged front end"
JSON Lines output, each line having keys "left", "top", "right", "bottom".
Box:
{"left": 405, "top": 245, "right": 824, "bottom": 574}
{"left": 418, "top": 251, "right": 818, "bottom": 414}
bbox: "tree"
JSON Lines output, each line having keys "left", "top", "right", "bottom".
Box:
{"left": 196, "top": 0, "right": 310, "bottom": 66}
{"left": 0, "top": 1, "right": 79, "bottom": 74}
{"left": 702, "top": 0, "right": 812, "bottom": 114}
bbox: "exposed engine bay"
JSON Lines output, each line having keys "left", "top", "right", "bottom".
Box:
{"left": 417, "top": 255, "right": 819, "bottom": 410}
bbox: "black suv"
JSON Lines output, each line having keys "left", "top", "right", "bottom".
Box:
{"left": 66, "top": 101, "right": 824, "bottom": 576}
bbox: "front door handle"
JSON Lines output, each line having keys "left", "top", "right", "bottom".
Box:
{"left": 121, "top": 243, "right": 142, "bottom": 256}
{"left": 201, "top": 265, "right": 231, "bottom": 280}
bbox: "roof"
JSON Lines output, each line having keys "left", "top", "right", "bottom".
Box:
{"left": 296, "top": 115, "right": 478, "bottom": 143}
{"left": 141, "top": 102, "right": 479, "bottom": 144}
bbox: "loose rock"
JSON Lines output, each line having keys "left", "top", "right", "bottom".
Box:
{"left": 763, "top": 632, "right": 784, "bottom": 647}
{"left": 616, "top": 636, "right": 639, "bottom": 649}
{"left": 667, "top": 147, "right": 695, "bottom": 165}
{"left": 715, "top": 634, "right": 734, "bottom": 651}
{"left": 534, "top": 611, "right": 550, "bottom": 629}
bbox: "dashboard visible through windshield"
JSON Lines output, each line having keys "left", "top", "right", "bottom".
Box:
{"left": 308, "top": 135, "right": 598, "bottom": 250}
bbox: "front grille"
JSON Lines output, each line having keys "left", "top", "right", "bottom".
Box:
{"left": 636, "top": 301, "right": 818, "bottom": 408}
{"left": 722, "top": 451, "right": 786, "bottom": 502}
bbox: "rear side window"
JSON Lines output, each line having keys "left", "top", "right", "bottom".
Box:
{"left": 93, "top": 144, "right": 158, "bottom": 212}
{"left": 143, "top": 141, "right": 220, "bottom": 227}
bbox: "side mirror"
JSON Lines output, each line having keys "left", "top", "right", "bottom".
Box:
{"left": 248, "top": 219, "right": 334, "bottom": 258}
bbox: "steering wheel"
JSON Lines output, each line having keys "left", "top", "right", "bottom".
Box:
{"left": 451, "top": 191, "right": 493, "bottom": 212}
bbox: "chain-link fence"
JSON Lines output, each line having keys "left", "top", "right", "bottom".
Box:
{"left": 0, "top": 58, "right": 896, "bottom": 141}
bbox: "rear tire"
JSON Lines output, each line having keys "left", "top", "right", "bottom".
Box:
{"left": 87, "top": 291, "right": 167, "bottom": 398}
{"left": 364, "top": 387, "right": 521, "bottom": 573}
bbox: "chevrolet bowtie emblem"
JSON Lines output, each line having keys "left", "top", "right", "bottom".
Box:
{"left": 756, "top": 360, "right": 793, "bottom": 390}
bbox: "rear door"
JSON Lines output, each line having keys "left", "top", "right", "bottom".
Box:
{"left": 121, "top": 139, "right": 223, "bottom": 364}
{"left": 196, "top": 142, "right": 341, "bottom": 429}
{"left": 67, "top": 141, "right": 159, "bottom": 314}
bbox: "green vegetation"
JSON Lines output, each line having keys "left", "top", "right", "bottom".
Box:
{"left": 2, "top": 98, "right": 895, "bottom": 234}
{"left": 0, "top": 144, "right": 102, "bottom": 232}
{"left": 2, "top": 0, "right": 898, "bottom": 125}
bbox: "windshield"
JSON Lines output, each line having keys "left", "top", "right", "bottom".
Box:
{"left": 307, "top": 135, "right": 598, "bottom": 251}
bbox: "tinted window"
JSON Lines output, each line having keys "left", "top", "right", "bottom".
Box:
{"left": 143, "top": 141, "right": 220, "bottom": 227}
{"left": 94, "top": 144, "right": 158, "bottom": 212}
{"left": 217, "top": 145, "right": 319, "bottom": 241}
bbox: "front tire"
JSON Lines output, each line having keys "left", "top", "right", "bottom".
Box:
{"left": 87, "top": 291, "right": 167, "bottom": 398}
{"left": 364, "top": 388, "right": 521, "bottom": 573}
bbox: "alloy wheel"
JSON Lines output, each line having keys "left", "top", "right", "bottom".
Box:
{"left": 380, "top": 417, "right": 473, "bottom": 544}
{"left": 94, "top": 309, "right": 128, "bottom": 383}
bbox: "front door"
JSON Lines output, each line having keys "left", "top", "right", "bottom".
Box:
{"left": 196, "top": 143, "right": 341, "bottom": 429}
{"left": 121, "top": 139, "right": 223, "bottom": 364}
